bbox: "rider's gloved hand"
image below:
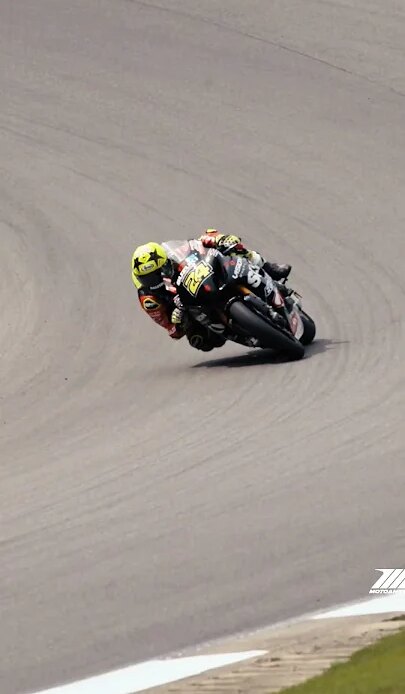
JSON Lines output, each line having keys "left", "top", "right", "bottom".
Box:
{"left": 200, "top": 230, "right": 243, "bottom": 251}
{"left": 216, "top": 234, "right": 244, "bottom": 254}
{"left": 171, "top": 306, "right": 184, "bottom": 325}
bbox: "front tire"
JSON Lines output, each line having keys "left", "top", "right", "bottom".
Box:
{"left": 229, "top": 301, "right": 305, "bottom": 360}
{"left": 300, "top": 311, "right": 316, "bottom": 345}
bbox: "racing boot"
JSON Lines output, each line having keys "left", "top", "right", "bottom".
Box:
{"left": 263, "top": 261, "right": 291, "bottom": 281}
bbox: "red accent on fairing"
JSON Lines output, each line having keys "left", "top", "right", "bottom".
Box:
{"left": 290, "top": 312, "right": 299, "bottom": 335}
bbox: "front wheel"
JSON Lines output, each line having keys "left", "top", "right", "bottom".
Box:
{"left": 300, "top": 311, "right": 316, "bottom": 345}
{"left": 229, "top": 301, "right": 305, "bottom": 360}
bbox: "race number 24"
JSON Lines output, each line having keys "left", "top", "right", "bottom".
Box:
{"left": 183, "top": 261, "right": 212, "bottom": 296}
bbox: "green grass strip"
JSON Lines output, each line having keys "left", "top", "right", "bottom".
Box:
{"left": 279, "top": 626, "right": 405, "bottom": 694}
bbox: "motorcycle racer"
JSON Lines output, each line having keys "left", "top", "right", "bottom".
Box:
{"left": 131, "top": 229, "right": 291, "bottom": 351}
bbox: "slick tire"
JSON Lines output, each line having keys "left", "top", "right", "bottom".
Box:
{"left": 229, "top": 301, "right": 305, "bottom": 360}
{"left": 300, "top": 311, "right": 316, "bottom": 345}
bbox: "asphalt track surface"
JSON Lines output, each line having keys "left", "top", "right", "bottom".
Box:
{"left": 1, "top": 1, "right": 404, "bottom": 692}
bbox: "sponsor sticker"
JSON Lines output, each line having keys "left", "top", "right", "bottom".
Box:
{"left": 142, "top": 297, "right": 161, "bottom": 311}
{"left": 232, "top": 257, "right": 243, "bottom": 279}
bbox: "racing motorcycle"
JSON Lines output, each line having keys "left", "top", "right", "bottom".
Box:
{"left": 164, "top": 240, "right": 316, "bottom": 359}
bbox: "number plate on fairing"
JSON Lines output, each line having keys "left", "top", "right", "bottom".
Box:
{"left": 181, "top": 260, "right": 213, "bottom": 297}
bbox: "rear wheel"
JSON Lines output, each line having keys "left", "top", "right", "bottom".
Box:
{"left": 229, "top": 301, "right": 305, "bottom": 359}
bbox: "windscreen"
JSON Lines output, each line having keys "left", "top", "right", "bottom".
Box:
{"left": 163, "top": 239, "right": 205, "bottom": 265}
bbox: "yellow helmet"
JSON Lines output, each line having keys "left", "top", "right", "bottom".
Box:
{"left": 131, "top": 242, "right": 169, "bottom": 289}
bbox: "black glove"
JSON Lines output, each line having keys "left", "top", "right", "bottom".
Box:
{"left": 216, "top": 234, "right": 243, "bottom": 254}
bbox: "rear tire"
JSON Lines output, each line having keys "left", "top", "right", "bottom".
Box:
{"left": 229, "top": 301, "right": 305, "bottom": 360}
{"left": 300, "top": 311, "right": 316, "bottom": 345}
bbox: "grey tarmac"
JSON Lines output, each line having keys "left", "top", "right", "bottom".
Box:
{"left": 0, "top": 1, "right": 404, "bottom": 692}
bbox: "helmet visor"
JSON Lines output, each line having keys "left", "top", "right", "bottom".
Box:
{"left": 137, "top": 270, "right": 165, "bottom": 291}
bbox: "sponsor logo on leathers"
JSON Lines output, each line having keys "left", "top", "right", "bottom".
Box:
{"left": 142, "top": 297, "right": 161, "bottom": 311}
